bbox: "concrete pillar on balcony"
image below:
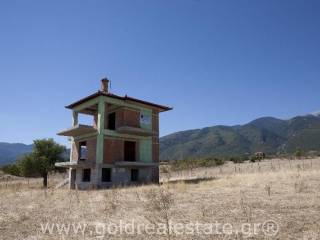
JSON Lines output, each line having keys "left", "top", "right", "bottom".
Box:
{"left": 72, "top": 111, "right": 79, "bottom": 126}
{"left": 69, "top": 111, "right": 79, "bottom": 188}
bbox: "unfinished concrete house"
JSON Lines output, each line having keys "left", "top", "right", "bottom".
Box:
{"left": 56, "top": 79, "right": 172, "bottom": 189}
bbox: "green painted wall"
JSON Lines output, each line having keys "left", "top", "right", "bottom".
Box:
{"left": 139, "top": 138, "right": 152, "bottom": 162}
{"left": 140, "top": 109, "right": 152, "bottom": 130}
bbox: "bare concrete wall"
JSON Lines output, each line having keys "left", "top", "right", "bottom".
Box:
{"left": 75, "top": 166, "right": 100, "bottom": 190}
{"left": 87, "top": 138, "right": 97, "bottom": 162}
{"left": 104, "top": 107, "right": 140, "bottom": 130}
{"left": 103, "top": 138, "right": 140, "bottom": 163}
{"left": 103, "top": 138, "right": 123, "bottom": 164}
{"left": 73, "top": 166, "right": 154, "bottom": 189}
{"left": 71, "top": 138, "right": 97, "bottom": 163}
{"left": 123, "top": 108, "right": 140, "bottom": 128}
{"left": 71, "top": 142, "right": 78, "bottom": 162}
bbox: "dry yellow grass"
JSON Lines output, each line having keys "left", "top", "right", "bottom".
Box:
{"left": 1, "top": 158, "right": 320, "bottom": 239}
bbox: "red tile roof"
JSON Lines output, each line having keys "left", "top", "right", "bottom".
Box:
{"left": 65, "top": 91, "right": 172, "bottom": 112}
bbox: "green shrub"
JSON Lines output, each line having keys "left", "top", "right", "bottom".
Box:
{"left": 295, "top": 149, "right": 304, "bottom": 158}
{"left": 1, "top": 164, "right": 21, "bottom": 176}
{"left": 170, "top": 157, "right": 225, "bottom": 171}
{"left": 214, "top": 158, "right": 225, "bottom": 166}
{"left": 230, "top": 157, "right": 245, "bottom": 164}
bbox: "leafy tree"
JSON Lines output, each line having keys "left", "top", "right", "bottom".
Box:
{"left": 18, "top": 139, "right": 66, "bottom": 187}
{"left": 18, "top": 154, "right": 37, "bottom": 178}
{"left": 1, "top": 164, "right": 20, "bottom": 176}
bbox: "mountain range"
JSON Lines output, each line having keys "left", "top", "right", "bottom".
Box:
{"left": 0, "top": 143, "right": 70, "bottom": 166}
{"left": 1, "top": 113, "right": 320, "bottom": 165}
{"left": 160, "top": 113, "right": 320, "bottom": 160}
{"left": 0, "top": 143, "right": 33, "bottom": 166}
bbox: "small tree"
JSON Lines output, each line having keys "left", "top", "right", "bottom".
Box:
{"left": 18, "top": 154, "right": 36, "bottom": 177}
{"left": 1, "top": 164, "right": 20, "bottom": 176}
{"left": 295, "top": 148, "right": 304, "bottom": 159}
{"left": 19, "top": 138, "right": 66, "bottom": 188}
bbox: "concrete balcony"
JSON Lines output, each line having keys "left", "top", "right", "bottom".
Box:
{"left": 57, "top": 124, "right": 97, "bottom": 137}
{"left": 55, "top": 161, "right": 95, "bottom": 168}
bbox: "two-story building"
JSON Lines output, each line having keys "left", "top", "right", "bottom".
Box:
{"left": 55, "top": 79, "right": 172, "bottom": 189}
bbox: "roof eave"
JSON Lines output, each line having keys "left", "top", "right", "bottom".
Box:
{"left": 65, "top": 91, "right": 101, "bottom": 109}
{"left": 64, "top": 91, "right": 173, "bottom": 112}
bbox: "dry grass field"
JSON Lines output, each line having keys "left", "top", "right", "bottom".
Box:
{"left": 1, "top": 158, "right": 320, "bottom": 240}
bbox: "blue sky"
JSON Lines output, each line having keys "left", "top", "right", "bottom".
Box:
{"left": 0, "top": 0, "right": 320, "bottom": 145}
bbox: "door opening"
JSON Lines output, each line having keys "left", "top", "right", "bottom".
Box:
{"left": 108, "top": 112, "right": 116, "bottom": 130}
{"left": 124, "top": 141, "right": 136, "bottom": 162}
{"left": 131, "top": 169, "right": 139, "bottom": 182}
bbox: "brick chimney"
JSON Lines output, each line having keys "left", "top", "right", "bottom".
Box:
{"left": 101, "top": 78, "right": 110, "bottom": 93}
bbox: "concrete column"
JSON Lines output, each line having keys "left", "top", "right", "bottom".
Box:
{"left": 69, "top": 168, "right": 72, "bottom": 189}
{"left": 92, "top": 164, "right": 102, "bottom": 187}
{"left": 96, "top": 97, "right": 105, "bottom": 164}
{"left": 68, "top": 111, "right": 79, "bottom": 189}
{"left": 69, "top": 168, "right": 76, "bottom": 189}
{"left": 69, "top": 111, "right": 78, "bottom": 163}
{"left": 70, "top": 111, "right": 78, "bottom": 164}
{"left": 72, "top": 111, "right": 78, "bottom": 126}
{"left": 90, "top": 97, "right": 106, "bottom": 187}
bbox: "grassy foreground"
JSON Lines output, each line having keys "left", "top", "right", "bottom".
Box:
{"left": 0, "top": 158, "right": 320, "bottom": 239}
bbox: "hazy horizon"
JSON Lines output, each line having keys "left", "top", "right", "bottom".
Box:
{"left": 2, "top": 110, "right": 320, "bottom": 146}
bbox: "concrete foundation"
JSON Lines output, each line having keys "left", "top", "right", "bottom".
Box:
{"left": 71, "top": 165, "right": 156, "bottom": 190}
